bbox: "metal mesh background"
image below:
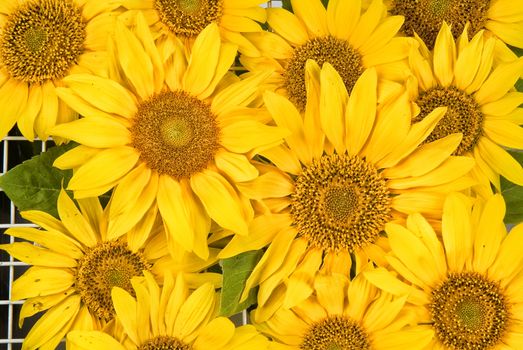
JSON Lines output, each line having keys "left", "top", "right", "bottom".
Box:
{"left": 0, "top": 1, "right": 282, "bottom": 349}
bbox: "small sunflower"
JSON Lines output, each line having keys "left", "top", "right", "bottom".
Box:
{"left": 50, "top": 17, "right": 287, "bottom": 260}
{"left": 253, "top": 271, "right": 433, "bottom": 350}
{"left": 388, "top": 0, "right": 523, "bottom": 50}
{"left": 365, "top": 193, "right": 523, "bottom": 349}
{"left": 0, "top": 0, "right": 116, "bottom": 140}
{"left": 66, "top": 272, "right": 269, "bottom": 350}
{"left": 406, "top": 23, "right": 523, "bottom": 194}
{"left": 118, "top": 0, "right": 267, "bottom": 55}
{"left": 241, "top": 0, "right": 415, "bottom": 111}
{"left": 0, "top": 190, "right": 174, "bottom": 350}
{"left": 221, "top": 61, "right": 475, "bottom": 321}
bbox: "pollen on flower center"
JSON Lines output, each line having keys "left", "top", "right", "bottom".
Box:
{"left": 75, "top": 241, "right": 150, "bottom": 322}
{"left": 291, "top": 154, "right": 391, "bottom": 253}
{"left": 0, "top": 0, "right": 86, "bottom": 83}
{"left": 130, "top": 90, "right": 220, "bottom": 180}
{"left": 390, "top": 0, "right": 490, "bottom": 49}
{"left": 300, "top": 315, "right": 371, "bottom": 350}
{"left": 413, "top": 86, "right": 483, "bottom": 155}
{"left": 284, "top": 36, "right": 364, "bottom": 111}
{"left": 154, "top": 0, "right": 223, "bottom": 37}
{"left": 138, "top": 336, "right": 191, "bottom": 350}
{"left": 430, "top": 272, "right": 509, "bottom": 350}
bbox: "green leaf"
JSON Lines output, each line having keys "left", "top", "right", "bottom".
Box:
{"left": 282, "top": 0, "right": 292, "bottom": 12}
{"left": 501, "top": 150, "right": 523, "bottom": 224}
{"left": 0, "top": 143, "right": 77, "bottom": 218}
{"left": 219, "top": 250, "right": 263, "bottom": 317}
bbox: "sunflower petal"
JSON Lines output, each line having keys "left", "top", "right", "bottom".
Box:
{"left": 267, "top": 8, "right": 308, "bottom": 46}
{"left": 50, "top": 117, "right": 130, "bottom": 148}
{"left": 320, "top": 63, "right": 347, "bottom": 154}
{"left": 442, "top": 193, "right": 473, "bottom": 272}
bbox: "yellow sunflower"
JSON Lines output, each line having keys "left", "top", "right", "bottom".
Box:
{"left": 220, "top": 60, "right": 475, "bottom": 322}
{"left": 405, "top": 23, "right": 523, "bottom": 195}
{"left": 0, "top": 0, "right": 116, "bottom": 140}
{"left": 365, "top": 193, "right": 523, "bottom": 349}
{"left": 0, "top": 190, "right": 177, "bottom": 350}
{"left": 66, "top": 272, "right": 269, "bottom": 350}
{"left": 49, "top": 17, "right": 287, "bottom": 260}
{"left": 118, "top": 0, "right": 267, "bottom": 55}
{"left": 253, "top": 271, "right": 433, "bottom": 350}
{"left": 387, "top": 0, "right": 523, "bottom": 50}
{"left": 240, "top": 0, "right": 415, "bottom": 111}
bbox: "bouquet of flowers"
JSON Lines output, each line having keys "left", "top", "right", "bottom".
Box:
{"left": 1, "top": 0, "right": 523, "bottom": 349}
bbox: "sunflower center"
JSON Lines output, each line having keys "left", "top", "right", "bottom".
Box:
{"left": 130, "top": 90, "right": 220, "bottom": 180}
{"left": 390, "top": 0, "right": 490, "bottom": 49}
{"left": 284, "top": 36, "right": 364, "bottom": 111}
{"left": 413, "top": 86, "right": 483, "bottom": 155}
{"left": 301, "top": 315, "right": 371, "bottom": 350}
{"left": 430, "top": 272, "right": 509, "bottom": 350}
{"left": 138, "top": 336, "right": 191, "bottom": 350}
{"left": 75, "top": 241, "right": 150, "bottom": 322}
{"left": 0, "top": 0, "right": 86, "bottom": 84}
{"left": 291, "top": 154, "right": 391, "bottom": 252}
{"left": 154, "top": 0, "right": 223, "bottom": 37}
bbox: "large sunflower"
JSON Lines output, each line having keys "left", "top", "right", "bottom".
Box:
{"left": 253, "top": 271, "right": 433, "bottom": 350}
{"left": 50, "top": 17, "right": 287, "bottom": 259}
{"left": 0, "top": 0, "right": 116, "bottom": 140}
{"left": 118, "top": 0, "right": 267, "bottom": 55}
{"left": 66, "top": 272, "right": 269, "bottom": 350}
{"left": 365, "top": 193, "right": 523, "bottom": 349}
{"left": 240, "top": 0, "right": 415, "bottom": 111}
{"left": 387, "top": 0, "right": 523, "bottom": 50}
{"left": 220, "top": 61, "right": 475, "bottom": 321}
{"left": 0, "top": 190, "right": 177, "bottom": 350}
{"left": 406, "top": 23, "right": 523, "bottom": 195}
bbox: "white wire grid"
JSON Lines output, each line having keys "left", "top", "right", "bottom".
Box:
{"left": 0, "top": 1, "right": 283, "bottom": 349}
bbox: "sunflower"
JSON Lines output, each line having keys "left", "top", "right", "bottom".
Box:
{"left": 118, "top": 0, "right": 267, "bottom": 56}
{"left": 0, "top": 190, "right": 178, "bottom": 350}
{"left": 387, "top": 0, "right": 523, "bottom": 51}
{"left": 240, "top": 0, "right": 415, "bottom": 111}
{"left": 220, "top": 60, "right": 475, "bottom": 322}
{"left": 253, "top": 270, "right": 433, "bottom": 350}
{"left": 66, "top": 272, "right": 269, "bottom": 350}
{"left": 365, "top": 193, "right": 523, "bottom": 349}
{"left": 49, "top": 17, "right": 287, "bottom": 259}
{"left": 405, "top": 23, "right": 523, "bottom": 195}
{"left": 0, "top": 0, "right": 117, "bottom": 140}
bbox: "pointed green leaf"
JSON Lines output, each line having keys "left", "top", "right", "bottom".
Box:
{"left": 219, "top": 250, "right": 263, "bottom": 317}
{"left": 501, "top": 150, "right": 523, "bottom": 224}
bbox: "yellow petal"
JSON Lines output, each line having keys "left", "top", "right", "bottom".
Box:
{"left": 489, "top": 223, "right": 523, "bottom": 285}
{"left": 197, "top": 42, "right": 238, "bottom": 100}
{"left": 359, "top": 16, "right": 404, "bottom": 55}
{"left": 454, "top": 31, "right": 484, "bottom": 90}
{"left": 363, "top": 295, "right": 407, "bottom": 332}
{"left": 320, "top": 62, "right": 347, "bottom": 154}
{"left": 192, "top": 317, "right": 235, "bottom": 350}
{"left": 326, "top": 0, "right": 360, "bottom": 41}
{"left": 57, "top": 189, "right": 98, "bottom": 247}
{"left": 111, "top": 287, "right": 139, "bottom": 344}
{"left": 67, "top": 331, "right": 126, "bottom": 350}
{"left": 442, "top": 193, "right": 473, "bottom": 272}
{"left": 19, "top": 290, "right": 75, "bottom": 328}
{"left": 391, "top": 192, "right": 445, "bottom": 217}
{"left": 485, "top": 20, "right": 523, "bottom": 48}
{"left": 63, "top": 74, "right": 137, "bottom": 118}
{"left": 465, "top": 37, "right": 496, "bottom": 94}
{"left": 236, "top": 170, "right": 294, "bottom": 200}
{"left": 0, "top": 243, "right": 76, "bottom": 267}
{"left": 53, "top": 145, "right": 99, "bottom": 170}
{"left": 477, "top": 136, "right": 523, "bottom": 185}
{"left": 257, "top": 145, "right": 302, "bottom": 176}
{"left": 484, "top": 119, "right": 523, "bottom": 149}
{"left": 12, "top": 266, "right": 74, "bottom": 300}
{"left": 190, "top": 170, "right": 249, "bottom": 235}
{"left": 214, "top": 149, "right": 259, "bottom": 182}
{"left": 34, "top": 81, "right": 58, "bottom": 140}
{"left": 220, "top": 120, "right": 287, "bottom": 153}
{"left": 475, "top": 57, "right": 523, "bottom": 105}
{"left": 408, "top": 48, "right": 436, "bottom": 91}
{"left": 291, "top": 0, "right": 328, "bottom": 37}
{"left": 17, "top": 85, "right": 42, "bottom": 141}
{"left": 174, "top": 283, "right": 216, "bottom": 340}
{"left": 184, "top": 23, "right": 220, "bottom": 95}
{"left": 67, "top": 146, "right": 139, "bottom": 193}
{"left": 313, "top": 274, "right": 347, "bottom": 315}
{"left": 50, "top": 117, "right": 130, "bottom": 148}
{"left": 433, "top": 22, "right": 456, "bottom": 87}
{"left": 345, "top": 68, "right": 377, "bottom": 155}
{"left": 0, "top": 78, "right": 28, "bottom": 139}
{"left": 267, "top": 8, "right": 308, "bottom": 46}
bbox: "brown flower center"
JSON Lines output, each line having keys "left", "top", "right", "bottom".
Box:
{"left": 413, "top": 86, "right": 483, "bottom": 155}
{"left": 291, "top": 154, "right": 391, "bottom": 252}
{"left": 430, "top": 272, "right": 509, "bottom": 350}
{"left": 75, "top": 241, "right": 150, "bottom": 322}
{"left": 284, "top": 36, "right": 364, "bottom": 111}
{"left": 138, "top": 336, "right": 191, "bottom": 350}
{"left": 301, "top": 315, "right": 371, "bottom": 350}
{"left": 0, "top": 0, "right": 86, "bottom": 83}
{"left": 130, "top": 90, "right": 220, "bottom": 180}
{"left": 390, "top": 0, "right": 490, "bottom": 49}
{"left": 154, "top": 0, "right": 223, "bottom": 37}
